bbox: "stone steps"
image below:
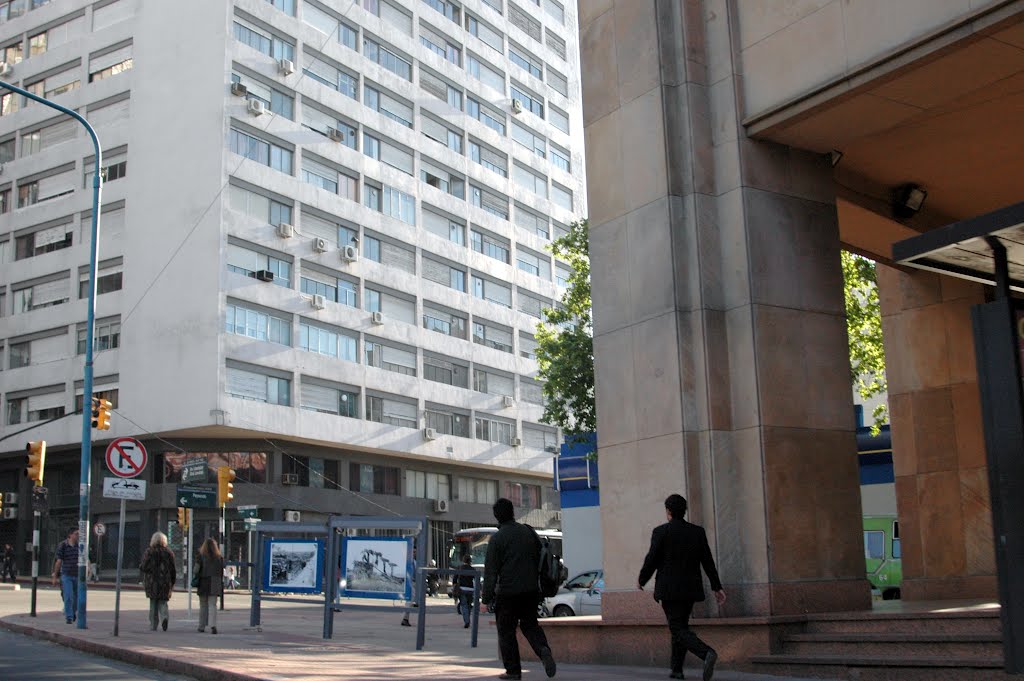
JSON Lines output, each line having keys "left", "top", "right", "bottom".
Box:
{"left": 781, "top": 631, "right": 1003, "bottom": 657}
{"left": 746, "top": 654, "right": 1006, "bottom": 681}
{"left": 802, "top": 613, "right": 1000, "bottom": 635}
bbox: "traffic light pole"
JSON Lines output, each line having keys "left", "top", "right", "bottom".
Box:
{"left": 30, "top": 508, "right": 39, "bottom": 617}
{"left": 220, "top": 505, "right": 226, "bottom": 611}
{"left": 112, "top": 497, "right": 125, "bottom": 636}
{"left": 0, "top": 80, "right": 104, "bottom": 631}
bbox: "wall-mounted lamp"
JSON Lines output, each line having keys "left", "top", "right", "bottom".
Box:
{"left": 892, "top": 183, "right": 928, "bottom": 219}
{"left": 829, "top": 150, "right": 843, "bottom": 167}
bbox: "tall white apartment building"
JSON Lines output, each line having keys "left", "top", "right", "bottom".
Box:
{"left": 0, "top": 0, "right": 584, "bottom": 572}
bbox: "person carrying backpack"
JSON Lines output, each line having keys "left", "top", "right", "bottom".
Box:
{"left": 481, "top": 498, "right": 557, "bottom": 680}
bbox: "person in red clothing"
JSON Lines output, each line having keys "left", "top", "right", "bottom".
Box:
{"left": 639, "top": 494, "right": 727, "bottom": 681}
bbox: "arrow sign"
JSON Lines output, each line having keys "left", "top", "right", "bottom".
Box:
{"left": 176, "top": 485, "right": 217, "bottom": 508}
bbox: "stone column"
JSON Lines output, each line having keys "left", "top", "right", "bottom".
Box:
{"left": 877, "top": 266, "right": 995, "bottom": 600}
{"left": 581, "top": 0, "right": 869, "bottom": 619}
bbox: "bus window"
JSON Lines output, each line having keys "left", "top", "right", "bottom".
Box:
{"left": 864, "top": 530, "right": 884, "bottom": 560}
{"left": 891, "top": 520, "right": 901, "bottom": 559}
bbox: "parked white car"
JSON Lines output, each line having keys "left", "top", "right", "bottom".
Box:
{"left": 542, "top": 570, "right": 604, "bottom": 617}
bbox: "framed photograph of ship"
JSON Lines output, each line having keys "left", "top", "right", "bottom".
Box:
{"left": 263, "top": 538, "right": 324, "bottom": 594}
{"left": 340, "top": 536, "right": 413, "bottom": 600}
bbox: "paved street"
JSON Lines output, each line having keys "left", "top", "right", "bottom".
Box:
{"left": 0, "top": 583, "right": 827, "bottom": 681}
{"left": 0, "top": 627, "right": 196, "bottom": 681}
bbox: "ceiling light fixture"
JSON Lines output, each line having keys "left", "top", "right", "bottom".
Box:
{"left": 892, "top": 183, "right": 928, "bottom": 219}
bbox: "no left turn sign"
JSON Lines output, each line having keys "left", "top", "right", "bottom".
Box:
{"left": 105, "top": 437, "right": 148, "bottom": 478}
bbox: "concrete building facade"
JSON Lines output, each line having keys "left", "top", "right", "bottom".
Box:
{"left": 580, "top": 0, "right": 1024, "bottom": 620}
{"left": 0, "top": 0, "right": 584, "bottom": 575}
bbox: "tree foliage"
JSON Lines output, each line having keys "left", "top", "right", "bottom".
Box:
{"left": 842, "top": 251, "right": 888, "bottom": 431}
{"left": 535, "top": 219, "right": 596, "bottom": 440}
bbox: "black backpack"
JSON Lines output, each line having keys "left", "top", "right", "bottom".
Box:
{"left": 529, "top": 526, "right": 567, "bottom": 598}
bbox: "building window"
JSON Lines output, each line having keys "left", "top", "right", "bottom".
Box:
{"left": 226, "top": 365, "right": 291, "bottom": 405}
{"left": 509, "top": 44, "right": 542, "bottom": 79}
{"left": 84, "top": 154, "right": 127, "bottom": 187}
{"left": 383, "top": 186, "right": 416, "bottom": 225}
{"left": 425, "top": 408, "right": 470, "bottom": 437}
{"left": 79, "top": 269, "right": 123, "bottom": 298}
{"left": 76, "top": 319, "right": 121, "bottom": 354}
{"left": 301, "top": 49, "right": 358, "bottom": 99}
{"left": 300, "top": 381, "right": 358, "bottom": 417}
{"left": 228, "top": 184, "right": 292, "bottom": 226}
{"left": 470, "top": 184, "right": 508, "bottom": 219}
{"left": 422, "top": 0, "right": 460, "bottom": 24}
{"left": 225, "top": 303, "right": 291, "bottom": 345}
{"left": 230, "top": 73, "right": 294, "bottom": 118}
{"left": 26, "top": 66, "right": 80, "bottom": 99}
{"left": 467, "top": 97, "right": 505, "bottom": 135}
{"left": 469, "top": 140, "right": 507, "bottom": 177}
{"left": 458, "top": 477, "right": 497, "bottom": 504}
{"left": 89, "top": 51, "right": 132, "bottom": 82}
{"left": 473, "top": 321, "right": 513, "bottom": 353}
{"left": 406, "top": 470, "right": 451, "bottom": 500}
{"left": 229, "top": 128, "right": 293, "bottom": 174}
{"left": 472, "top": 275, "right": 511, "bottom": 307}
{"left": 364, "top": 85, "right": 413, "bottom": 128}
{"left": 15, "top": 225, "right": 73, "bottom": 260}
{"left": 74, "top": 388, "right": 119, "bottom": 413}
{"left": 349, "top": 462, "right": 400, "bottom": 495}
{"left": 422, "top": 306, "right": 467, "bottom": 339}
{"left": 510, "top": 84, "right": 543, "bottom": 117}
{"left": 226, "top": 243, "right": 291, "bottom": 287}
{"left": 14, "top": 278, "right": 70, "bottom": 313}
{"left": 233, "top": 18, "right": 294, "bottom": 62}
{"left": 365, "top": 340, "right": 417, "bottom": 376}
{"left": 300, "top": 321, "right": 358, "bottom": 362}
{"left": 423, "top": 355, "right": 469, "bottom": 388}
{"left": 265, "top": 0, "right": 295, "bottom": 15}
{"left": 9, "top": 341, "right": 30, "bottom": 369}
{"left": 470, "top": 228, "right": 509, "bottom": 264}
{"left": 549, "top": 144, "right": 570, "bottom": 173}
{"left": 365, "top": 395, "right": 418, "bottom": 428}
{"left": 420, "top": 23, "right": 461, "bottom": 66}
{"left": 503, "top": 481, "right": 541, "bottom": 508}
{"left": 363, "top": 36, "right": 412, "bottom": 80}
{"left": 301, "top": 273, "right": 357, "bottom": 307}
{"left": 475, "top": 416, "right": 513, "bottom": 444}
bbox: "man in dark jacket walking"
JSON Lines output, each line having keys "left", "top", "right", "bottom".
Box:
{"left": 638, "top": 494, "right": 726, "bottom": 681}
{"left": 482, "top": 498, "right": 557, "bottom": 680}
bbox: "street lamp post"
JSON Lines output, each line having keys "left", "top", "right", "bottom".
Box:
{"left": 0, "top": 80, "right": 103, "bottom": 629}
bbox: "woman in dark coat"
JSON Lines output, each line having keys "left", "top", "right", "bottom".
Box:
{"left": 197, "top": 537, "right": 224, "bottom": 634}
{"left": 139, "top": 531, "right": 176, "bottom": 631}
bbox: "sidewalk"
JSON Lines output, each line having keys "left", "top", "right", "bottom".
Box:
{"left": 0, "top": 586, "right": 827, "bottom": 681}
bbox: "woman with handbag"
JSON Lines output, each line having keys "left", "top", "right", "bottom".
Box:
{"left": 197, "top": 538, "right": 224, "bottom": 634}
{"left": 139, "top": 532, "right": 176, "bottom": 631}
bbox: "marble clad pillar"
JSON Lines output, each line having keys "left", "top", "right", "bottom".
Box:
{"left": 877, "top": 266, "right": 996, "bottom": 601}
{"left": 580, "top": 0, "right": 870, "bottom": 618}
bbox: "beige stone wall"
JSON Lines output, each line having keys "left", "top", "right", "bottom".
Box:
{"left": 877, "top": 266, "right": 996, "bottom": 600}
{"left": 734, "top": 0, "right": 1006, "bottom": 116}
{"left": 580, "top": 0, "right": 869, "bottom": 618}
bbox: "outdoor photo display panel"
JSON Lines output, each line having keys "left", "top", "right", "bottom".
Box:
{"left": 263, "top": 538, "right": 324, "bottom": 594}
{"left": 340, "top": 536, "right": 413, "bottom": 600}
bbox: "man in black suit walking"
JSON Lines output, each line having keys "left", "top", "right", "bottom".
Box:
{"left": 638, "top": 494, "right": 726, "bottom": 681}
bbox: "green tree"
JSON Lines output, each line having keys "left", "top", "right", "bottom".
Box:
{"left": 535, "top": 219, "right": 596, "bottom": 440}
{"left": 842, "top": 250, "right": 888, "bottom": 431}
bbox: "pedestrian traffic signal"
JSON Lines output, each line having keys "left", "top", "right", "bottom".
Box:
{"left": 25, "top": 441, "right": 46, "bottom": 485}
{"left": 177, "top": 507, "right": 188, "bottom": 528}
{"left": 217, "top": 467, "right": 236, "bottom": 506}
{"left": 91, "top": 398, "right": 112, "bottom": 430}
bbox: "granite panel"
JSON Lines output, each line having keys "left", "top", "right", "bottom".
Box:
{"left": 724, "top": 305, "right": 759, "bottom": 430}
{"left": 743, "top": 188, "right": 843, "bottom": 315}
{"left": 763, "top": 427, "right": 862, "bottom": 581}
{"left": 621, "top": 88, "right": 669, "bottom": 212}
{"left": 902, "top": 575, "right": 998, "bottom": 601}
{"left": 902, "top": 304, "right": 953, "bottom": 391}
{"left": 589, "top": 213, "right": 630, "bottom": 335}
{"left": 952, "top": 381, "right": 986, "bottom": 471}
{"left": 735, "top": 0, "right": 835, "bottom": 51}
{"left": 670, "top": 193, "right": 705, "bottom": 313}
{"left": 677, "top": 309, "right": 709, "bottom": 433}
{"left": 879, "top": 310, "right": 912, "bottom": 394}
{"left": 943, "top": 297, "right": 981, "bottom": 385}
{"left": 712, "top": 427, "right": 770, "bottom": 584}
{"left": 876, "top": 264, "right": 902, "bottom": 316}
{"left": 717, "top": 188, "right": 751, "bottom": 310}
{"left": 912, "top": 387, "right": 957, "bottom": 473}
{"left": 898, "top": 269, "right": 943, "bottom": 310}
{"left": 704, "top": 0, "right": 736, "bottom": 86}
{"left": 959, "top": 467, "right": 995, "bottom": 576}
{"left": 684, "top": 430, "right": 710, "bottom": 527}
{"left": 918, "top": 471, "right": 967, "bottom": 578}
{"left": 894, "top": 474, "right": 924, "bottom": 579}
{"left": 941, "top": 272, "right": 985, "bottom": 302}
{"left": 628, "top": 197, "right": 676, "bottom": 321}
{"left": 703, "top": 308, "right": 732, "bottom": 431}
{"left": 578, "top": 0, "right": 614, "bottom": 30}
{"left": 631, "top": 313, "right": 685, "bottom": 439}
{"left": 738, "top": 137, "right": 792, "bottom": 197}
{"left": 768, "top": 578, "right": 871, "bottom": 615}
{"left": 584, "top": 108, "right": 627, "bottom": 228}
{"left": 662, "top": 83, "right": 697, "bottom": 198}
{"left": 709, "top": 75, "right": 739, "bottom": 146}
{"left": 593, "top": 326, "right": 637, "bottom": 447}
{"left": 613, "top": 0, "right": 661, "bottom": 106}
{"left": 580, "top": 7, "right": 620, "bottom": 128}
{"left": 753, "top": 305, "right": 853, "bottom": 431}
{"left": 889, "top": 392, "right": 916, "bottom": 477}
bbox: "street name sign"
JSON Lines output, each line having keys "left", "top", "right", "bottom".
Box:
{"left": 176, "top": 485, "right": 217, "bottom": 508}
{"left": 237, "top": 504, "right": 259, "bottom": 519}
{"left": 103, "top": 477, "right": 147, "bottom": 501}
{"left": 105, "top": 438, "right": 148, "bottom": 478}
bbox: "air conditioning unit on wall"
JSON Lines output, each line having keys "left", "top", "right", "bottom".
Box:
{"left": 341, "top": 244, "right": 358, "bottom": 262}
{"left": 230, "top": 82, "right": 248, "bottom": 97}
{"left": 423, "top": 427, "right": 437, "bottom": 441}
{"left": 511, "top": 437, "right": 522, "bottom": 447}
{"left": 281, "top": 473, "right": 299, "bottom": 485}
{"left": 311, "top": 294, "right": 326, "bottom": 310}
{"left": 313, "top": 237, "right": 329, "bottom": 253}
{"left": 503, "top": 395, "right": 515, "bottom": 408}
{"left": 284, "top": 510, "right": 301, "bottom": 522}
{"left": 511, "top": 98, "right": 523, "bottom": 114}
{"left": 371, "top": 311, "right": 384, "bottom": 325}
{"left": 279, "top": 58, "right": 295, "bottom": 76}
{"left": 434, "top": 499, "right": 449, "bottom": 513}
{"left": 247, "top": 98, "right": 265, "bottom": 116}
{"left": 276, "top": 222, "right": 294, "bottom": 238}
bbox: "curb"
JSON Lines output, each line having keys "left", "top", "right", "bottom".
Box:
{"left": 0, "top": 616, "right": 267, "bottom": 681}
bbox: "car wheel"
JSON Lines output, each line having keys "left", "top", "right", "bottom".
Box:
{"left": 552, "top": 604, "right": 574, "bottom": 617}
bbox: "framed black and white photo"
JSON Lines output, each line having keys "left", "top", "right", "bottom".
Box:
{"left": 263, "top": 538, "right": 323, "bottom": 594}
{"left": 340, "top": 536, "right": 413, "bottom": 600}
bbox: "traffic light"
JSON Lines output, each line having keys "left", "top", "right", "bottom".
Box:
{"left": 91, "top": 398, "right": 112, "bottom": 430}
{"left": 177, "top": 507, "right": 188, "bottom": 528}
{"left": 25, "top": 441, "right": 46, "bottom": 485}
{"left": 217, "top": 467, "right": 236, "bottom": 506}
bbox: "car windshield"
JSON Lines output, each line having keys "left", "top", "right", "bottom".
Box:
{"left": 565, "top": 571, "right": 599, "bottom": 589}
